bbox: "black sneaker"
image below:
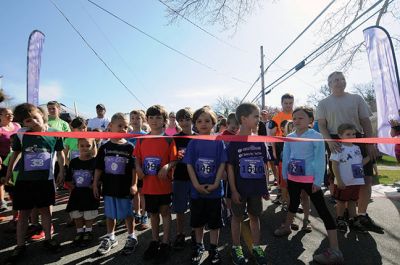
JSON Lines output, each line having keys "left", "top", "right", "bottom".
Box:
{"left": 336, "top": 217, "right": 347, "bottom": 233}
{"left": 97, "top": 237, "right": 118, "bottom": 255}
{"left": 73, "top": 232, "right": 84, "bottom": 246}
{"left": 191, "top": 243, "right": 205, "bottom": 265}
{"left": 209, "top": 245, "right": 221, "bottom": 265}
{"left": 357, "top": 214, "right": 384, "bottom": 233}
{"left": 43, "top": 238, "right": 61, "bottom": 253}
{"left": 252, "top": 246, "right": 267, "bottom": 265}
{"left": 155, "top": 243, "right": 171, "bottom": 264}
{"left": 81, "top": 231, "right": 94, "bottom": 246}
{"left": 349, "top": 217, "right": 368, "bottom": 234}
{"left": 143, "top": 240, "right": 159, "bottom": 260}
{"left": 173, "top": 233, "right": 186, "bottom": 250}
{"left": 5, "top": 245, "right": 26, "bottom": 265}
{"left": 231, "top": 246, "right": 246, "bottom": 265}
{"left": 121, "top": 237, "right": 138, "bottom": 255}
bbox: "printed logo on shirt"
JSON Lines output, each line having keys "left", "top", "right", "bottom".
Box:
{"left": 288, "top": 159, "right": 306, "bottom": 176}
{"left": 143, "top": 157, "right": 162, "bottom": 175}
{"left": 70, "top": 150, "right": 80, "bottom": 160}
{"left": 195, "top": 157, "right": 216, "bottom": 178}
{"left": 24, "top": 151, "right": 51, "bottom": 171}
{"left": 351, "top": 164, "right": 364, "bottom": 179}
{"left": 105, "top": 156, "right": 127, "bottom": 175}
{"left": 73, "top": 169, "right": 92, "bottom": 188}
{"left": 239, "top": 157, "right": 264, "bottom": 179}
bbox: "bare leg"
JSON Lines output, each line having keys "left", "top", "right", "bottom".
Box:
{"left": 16, "top": 209, "right": 31, "bottom": 246}
{"left": 160, "top": 205, "right": 171, "bottom": 244}
{"left": 231, "top": 214, "right": 242, "bottom": 246}
{"left": 249, "top": 213, "right": 260, "bottom": 246}
{"left": 38, "top": 207, "right": 52, "bottom": 240}
{"left": 150, "top": 213, "right": 160, "bottom": 241}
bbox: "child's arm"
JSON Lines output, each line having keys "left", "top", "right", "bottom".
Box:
{"left": 135, "top": 158, "right": 145, "bottom": 180}
{"left": 206, "top": 163, "right": 225, "bottom": 192}
{"left": 130, "top": 168, "right": 138, "bottom": 196}
{"left": 362, "top": 155, "right": 371, "bottom": 166}
{"left": 227, "top": 164, "right": 241, "bottom": 204}
{"left": 332, "top": 160, "right": 345, "bottom": 189}
{"left": 63, "top": 146, "right": 70, "bottom": 166}
{"left": 56, "top": 150, "right": 66, "bottom": 186}
{"left": 158, "top": 160, "right": 178, "bottom": 179}
{"left": 4, "top": 151, "right": 20, "bottom": 185}
{"left": 92, "top": 169, "right": 103, "bottom": 200}
{"left": 187, "top": 164, "right": 209, "bottom": 194}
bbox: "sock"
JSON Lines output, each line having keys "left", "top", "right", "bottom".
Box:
{"left": 85, "top": 227, "right": 93, "bottom": 232}
{"left": 108, "top": 233, "right": 115, "bottom": 240}
{"left": 358, "top": 213, "right": 366, "bottom": 216}
{"left": 128, "top": 233, "right": 137, "bottom": 240}
{"left": 77, "top": 228, "right": 84, "bottom": 233}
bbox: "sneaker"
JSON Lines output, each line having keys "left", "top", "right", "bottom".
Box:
{"left": 5, "top": 245, "right": 26, "bottom": 265}
{"left": 272, "top": 195, "right": 282, "bottom": 205}
{"left": 231, "top": 246, "right": 246, "bottom": 265}
{"left": 336, "top": 217, "right": 347, "bottom": 233}
{"left": 313, "top": 248, "right": 344, "bottom": 265}
{"left": 136, "top": 215, "right": 150, "bottom": 231}
{"left": 97, "top": 237, "right": 118, "bottom": 255}
{"left": 26, "top": 224, "right": 42, "bottom": 239}
{"left": 143, "top": 240, "right": 159, "bottom": 260}
{"left": 81, "top": 231, "right": 94, "bottom": 246}
{"left": 281, "top": 202, "right": 288, "bottom": 212}
{"left": 43, "top": 238, "right": 61, "bottom": 253}
{"left": 173, "top": 233, "right": 186, "bottom": 250}
{"left": 73, "top": 232, "right": 84, "bottom": 246}
{"left": 209, "top": 245, "right": 221, "bottom": 265}
{"left": 349, "top": 217, "right": 368, "bottom": 234}
{"left": 134, "top": 213, "right": 141, "bottom": 224}
{"left": 357, "top": 214, "right": 384, "bottom": 233}
{"left": 0, "top": 200, "right": 8, "bottom": 212}
{"left": 191, "top": 243, "right": 205, "bottom": 265}
{"left": 30, "top": 225, "right": 54, "bottom": 241}
{"left": 290, "top": 222, "right": 299, "bottom": 231}
{"left": 252, "top": 246, "right": 267, "bottom": 265}
{"left": 155, "top": 243, "right": 171, "bottom": 264}
{"left": 274, "top": 225, "right": 291, "bottom": 237}
{"left": 301, "top": 219, "right": 312, "bottom": 233}
{"left": 121, "top": 237, "right": 138, "bottom": 255}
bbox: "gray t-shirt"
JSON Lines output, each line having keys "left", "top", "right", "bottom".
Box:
{"left": 316, "top": 93, "right": 371, "bottom": 134}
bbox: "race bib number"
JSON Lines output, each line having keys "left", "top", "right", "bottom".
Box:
{"left": 70, "top": 150, "right": 80, "bottom": 160}
{"left": 24, "top": 151, "right": 51, "bottom": 171}
{"left": 288, "top": 159, "right": 306, "bottom": 176}
{"left": 239, "top": 157, "right": 264, "bottom": 179}
{"left": 143, "top": 157, "right": 162, "bottom": 175}
{"left": 105, "top": 156, "right": 127, "bottom": 175}
{"left": 351, "top": 164, "right": 364, "bottom": 179}
{"left": 73, "top": 170, "right": 92, "bottom": 188}
{"left": 195, "top": 158, "right": 216, "bottom": 178}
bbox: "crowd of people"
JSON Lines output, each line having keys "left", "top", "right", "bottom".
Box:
{"left": 0, "top": 71, "right": 396, "bottom": 265}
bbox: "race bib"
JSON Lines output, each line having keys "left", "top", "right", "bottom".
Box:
{"left": 24, "top": 151, "right": 51, "bottom": 171}
{"left": 239, "top": 157, "right": 264, "bottom": 179}
{"left": 73, "top": 169, "right": 92, "bottom": 188}
{"left": 195, "top": 157, "right": 216, "bottom": 178}
{"left": 351, "top": 164, "right": 364, "bottom": 179}
{"left": 70, "top": 150, "right": 80, "bottom": 160}
{"left": 143, "top": 157, "right": 162, "bottom": 175}
{"left": 105, "top": 156, "right": 127, "bottom": 175}
{"left": 288, "top": 159, "right": 306, "bottom": 176}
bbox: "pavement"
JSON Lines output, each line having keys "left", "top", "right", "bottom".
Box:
{"left": 1, "top": 171, "right": 399, "bottom": 265}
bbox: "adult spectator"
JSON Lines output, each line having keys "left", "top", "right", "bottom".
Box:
{"left": 259, "top": 109, "right": 278, "bottom": 185}
{"left": 87, "top": 104, "right": 110, "bottom": 131}
{"left": 317, "top": 71, "right": 382, "bottom": 232}
{"left": 47, "top": 101, "right": 71, "bottom": 132}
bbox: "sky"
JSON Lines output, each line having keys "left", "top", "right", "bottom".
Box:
{"left": 0, "top": 0, "right": 399, "bottom": 118}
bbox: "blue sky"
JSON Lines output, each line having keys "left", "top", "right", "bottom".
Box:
{"left": 0, "top": 0, "right": 399, "bottom": 118}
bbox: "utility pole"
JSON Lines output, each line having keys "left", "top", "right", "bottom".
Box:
{"left": 260, "top": 46, "right": 265, "bottom": 110}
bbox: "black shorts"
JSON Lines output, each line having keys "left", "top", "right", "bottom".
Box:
{"left": 190, "top": 198, "right": 222, "bottom": 230}
{"left": 144, "top": 194, "right": 172, "bottom": 214}
{"left": 13, "top": 180, "right": 56, "bottom": 210}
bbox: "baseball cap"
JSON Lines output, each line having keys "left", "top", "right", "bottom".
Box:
{"left": 96, "top": 104, "right": 106, "bottom": 110}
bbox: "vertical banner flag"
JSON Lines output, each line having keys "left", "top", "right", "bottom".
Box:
{"left": 27, "top": 30, "right": 45, "bottom": 106}
{"left": 364, "top": 26, "right": 400, "bottom": 157}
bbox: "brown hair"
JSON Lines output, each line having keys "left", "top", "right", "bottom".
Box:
{"left": 146, "top": 105, "right": 168, "bottom": 122}
{"left": 235, "top": 103, "right": 258, "bottom": 124}
{"left": 193, "top": 106, "right": 217, "bottom": 125}
{"left": 337, "top": 123, "right": 356, "bottom": 135}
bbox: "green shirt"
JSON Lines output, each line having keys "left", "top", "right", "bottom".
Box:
{"left": 48, "top": 117, "right": 71, "bottom": 132}
{"left": 64, "top": 138, "right": 79, "bottom": 160}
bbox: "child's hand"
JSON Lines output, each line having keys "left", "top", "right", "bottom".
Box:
{"left": 130, "top": 185, "right": 138, "bottom": 195}
{"left": 312, "top": 184, "right": 321, "bottom": 193}
{"left": 93, "top": 184, "right": 100, "bottom": 200}
{"left": 194, "top": 184, "right": 210, "bottom": 194}
{"left": 231, "top": 191, "right": 242, "bottom": 204}
{"left": 205, "top": 182, "right": 219, "bottom": 192}
{"left": 158, "top": 164, "right": 169, "bottom": 179}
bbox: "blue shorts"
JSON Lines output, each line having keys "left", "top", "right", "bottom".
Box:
{"left": 104, "top": 196, "right": 134, "bottom": 220}
{"left": 172, "top": 180, "right": 191, "bottom": 214}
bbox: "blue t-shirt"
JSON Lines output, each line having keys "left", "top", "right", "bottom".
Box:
{"left": 128, "top": 130, "right": 147, "bottom": 148}
{"left": 183, "top": 139, "right": 227, "bottom": 199}
{"left": 227, "top": 142, "right": 270, "bottom": 197}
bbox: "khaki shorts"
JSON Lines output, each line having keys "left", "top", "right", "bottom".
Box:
{"left": 69, "top": 210, "right": 98, "bottom": 220}
{"left": 231, "top": 196, "right": 263, "bottom": 217}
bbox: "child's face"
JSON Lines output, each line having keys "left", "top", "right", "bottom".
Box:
{"left": 147, "top": 115, "right": 165, "bottom": 131}
{"left": 78, "top": 139, "right": 93, "bottom": 157}
{"left": 293, "top": 110, "right": 312, "bottom": 131}
{"left": 227, "top": 122, "right": 239, "bottom": 134}
{"left": 339, "top": 129, "right": 356, "bottom": 139}
{"left": 72, "top": 124, "right": 87, "bottom": 132}
{"left": 109, "top": 118, "right": 129, "bottom": 133}
{"left": 23, "top": 111, "right": 45, "bottom": 131}
{"left": 0, "top": 109, "right": 13, "bottom": 123}
{"left": 47, "top": 104, "right": 60, "bottom": 118}
{"left": 241, "top": 109, "right": 260, "bottom": 131}
{"left": 178, "top": 117, "right": 192, "bottom": 132}
{"left": 130, "top": 114, "right": 143, "bottom": 129}
{"left": 195, "top": 112, "right": 214, "bottom": 135}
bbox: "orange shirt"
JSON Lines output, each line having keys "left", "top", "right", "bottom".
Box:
{"left": 134, "top": 137, "right": 177, "bottom": 195}
{"left": 272, "top": 111, "right": 292, "bottom": 136}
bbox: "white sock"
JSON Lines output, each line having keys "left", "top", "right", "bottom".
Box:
{"left": 108, "top": 233, "right": 115, "bottom": 240}
{"left": 128, "top": 233, "right": 137, "bottom": 240}
{"left": 85, "top": 227, "right": 93, "bottom": 232}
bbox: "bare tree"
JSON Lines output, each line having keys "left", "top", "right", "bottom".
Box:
{"left": 306, "top": 85, "right": 331, "bottom": 107}
{"left": 213, "top": 96, "right": 241, "bottom": 117}
{"left": 351, "top": 81, "right": 376, "bottom": 112}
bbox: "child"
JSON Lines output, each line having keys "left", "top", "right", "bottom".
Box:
{"left": 134, "top": 105, "right": 178, "bottom": 263}
{"left": 183, "top": 106, "right": 227, "bottom": 265}
{"left": 93, "top": 113, "right": 138, "bottom": 256}
{"left": 274, "top": 106, "right": 343, "bottom": 265}
{"left": 128, "top": 110, "right": 149, "bottom": 230}
{"left": 330, "top": 123, "right": 369, "bottom": 233}
{"left": 64, "top": 117, "right": 88, "bottom": 165}
{"left": 172, "top": 107, "right": 195, "bottom": 250}
{"left": 5, "top": 103, "right": 65, "bottom": 264}
{"left": 226, "top": 103, "right": 268, "bottom": 265}
{"left": 65, "top": 138, "right": 99, "bottom": 246}
{"left": 221, "top": 113, "right": 239, "bottom": 136}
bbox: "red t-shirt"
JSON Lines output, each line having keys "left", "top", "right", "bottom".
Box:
{"left": 134, "top": 137, "right": 177, "bottom": 195}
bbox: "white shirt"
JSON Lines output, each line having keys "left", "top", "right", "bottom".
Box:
{"left": 330, "top": 144, "right": 365, "bottom": 186}
{"left": 87, "top": 117, "right": 110, "bottom": 131}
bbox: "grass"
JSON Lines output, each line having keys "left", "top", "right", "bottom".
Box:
{"left": 374, "top": 170, "right": 400, "bottom": 185}
{"left": 377, "top": 155, "right": 398, "bottom": 167}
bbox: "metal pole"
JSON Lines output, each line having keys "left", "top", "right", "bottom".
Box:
{"left": 260, "top": 46, "right": 265, "bottom": 109}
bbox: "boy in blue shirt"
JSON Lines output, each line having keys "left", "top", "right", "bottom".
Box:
{"left": 227, "top": 103, "right": 269, "bottom": 265}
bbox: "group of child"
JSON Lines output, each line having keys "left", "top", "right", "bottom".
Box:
{"left": 2, "top": 100, "right": 380, "bottom": 265}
